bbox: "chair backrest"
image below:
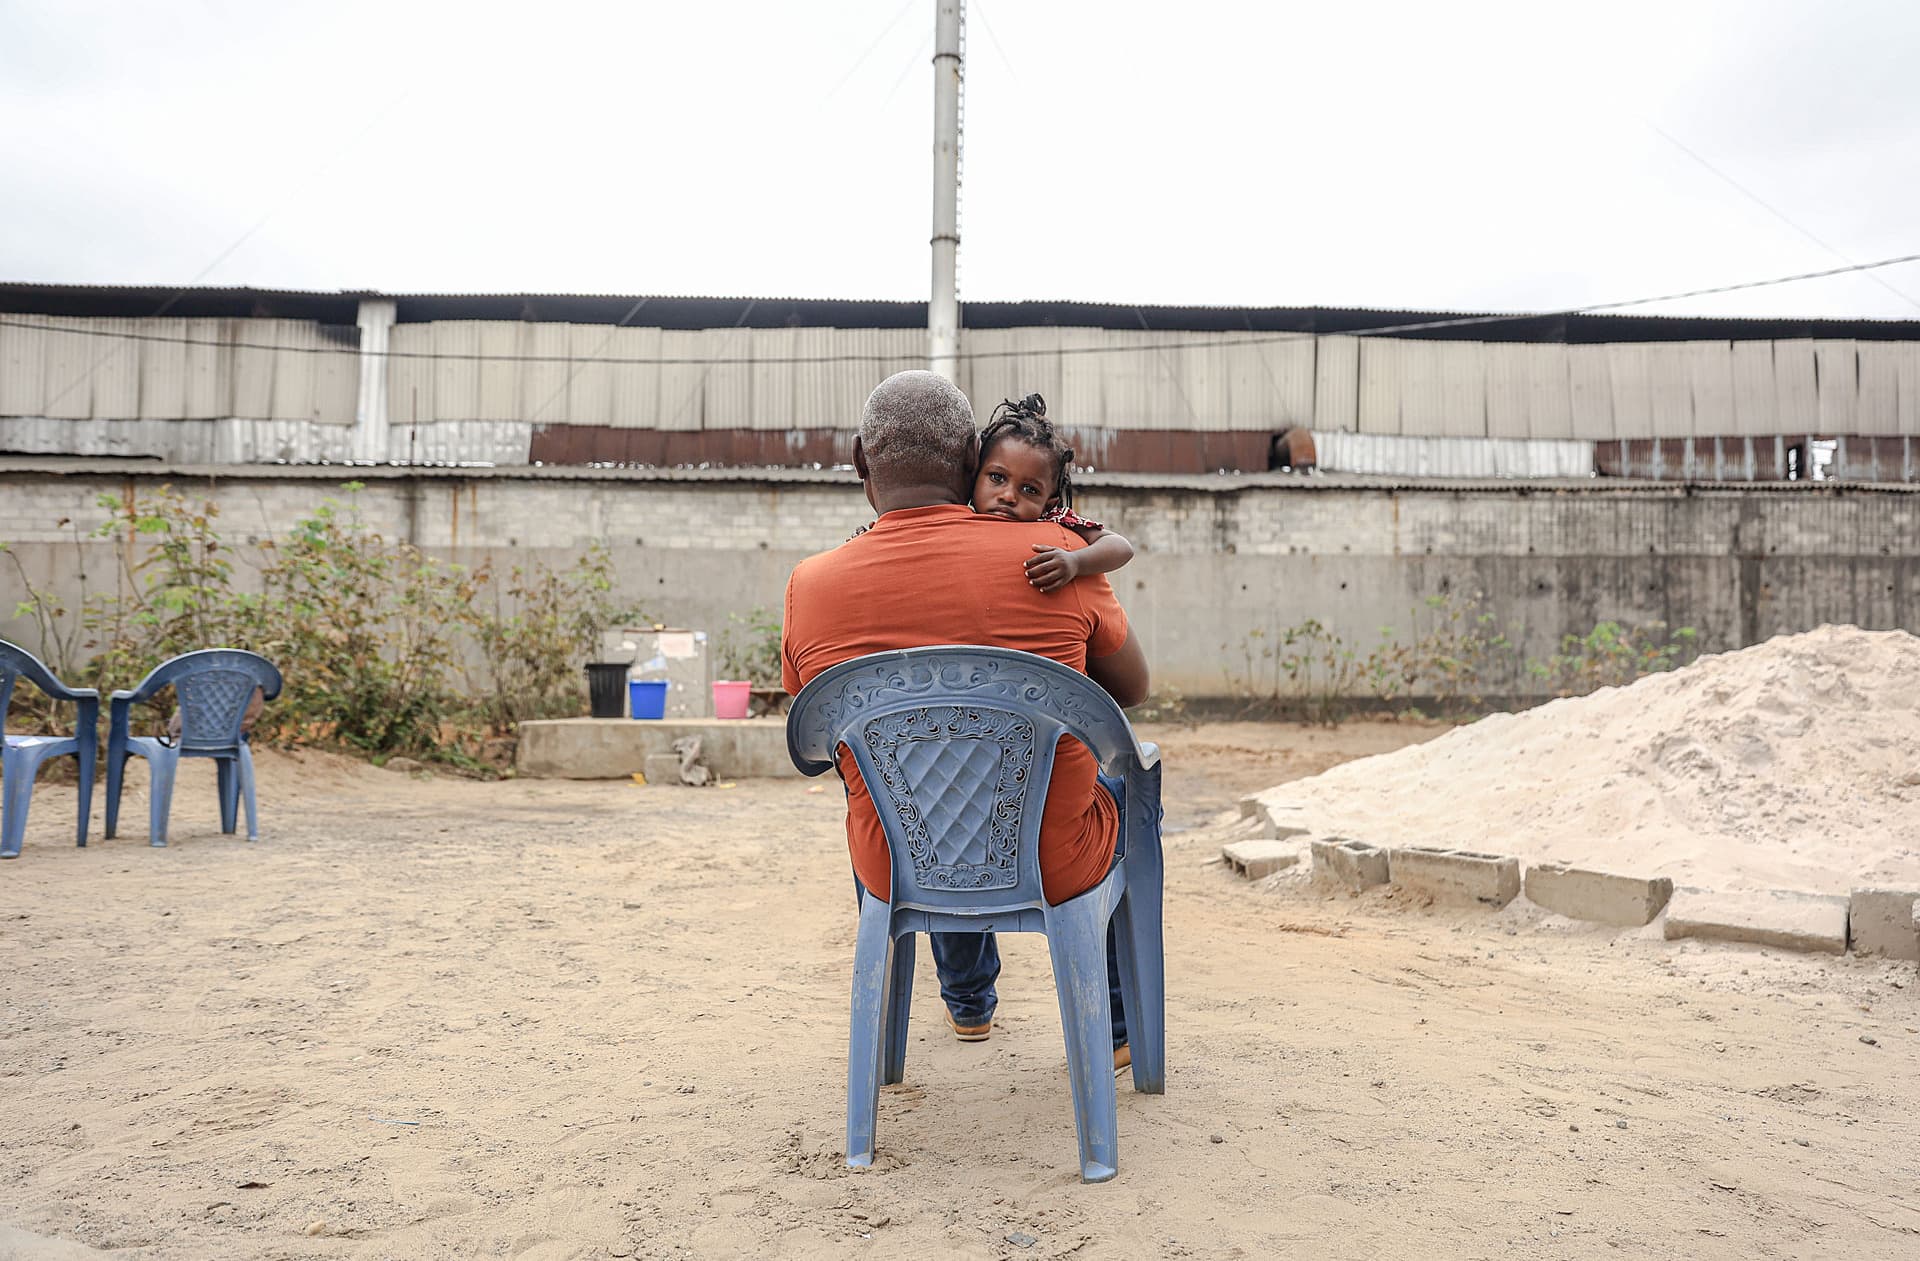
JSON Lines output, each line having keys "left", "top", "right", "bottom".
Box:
{"left": 0, "top": 639, "right": 84, "bottom": 721}
{"left": 126, "top": 650, "right": 283, "bottom": 751}
{"left": 787, "top": 646, "right": 1148, "bottom": 915}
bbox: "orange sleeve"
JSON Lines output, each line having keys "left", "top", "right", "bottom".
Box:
{"left": 1073, "top": 572, "right": 1130, "bottom": 658}
{"left": 780, "top": 567, "right": 803, "bottom": 695}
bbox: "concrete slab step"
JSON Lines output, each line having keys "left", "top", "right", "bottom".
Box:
{"left": 1663, "top": 887, "right": 1849, "bottom": 956}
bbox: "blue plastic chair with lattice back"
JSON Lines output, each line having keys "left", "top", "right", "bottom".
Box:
{"left": 105, "top": 650, "right": 282, "bottom": 847}
{"left": 1, "top": 640, "right": 99, "bottom": 858}
{"left": 786, "top": 645, "right": 1166, "bottom": 1184}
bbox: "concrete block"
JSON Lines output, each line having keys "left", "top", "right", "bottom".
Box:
{"left": 1847, "top": 888, "right": 1920, "bottom": 961}
{"left": 1310, "top": 837, "right": 1390, "bottom": 891}
{"left": 1388, "top": 846, "right": 1521, "bottom": 908}
{"left": 516, "top": 718, "right": 800, "bottom": 779}
{"left": 1222, "top": 840, "right": 1302, "bottom": 880}
{"left": 1663, "top": 887, "right": 1848, "bottom": 956}
{"left": 1237, "top": 792, "right": 1309, "bottom": 841}
{"left": 1524, "top": 863, "right": 1674, "bottom": 927}
{"left": 642, "top": 754, "right": 685, "bottom": 786}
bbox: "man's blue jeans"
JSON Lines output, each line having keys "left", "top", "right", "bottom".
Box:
{"left": 928, "top": 773, "right": 1129, "bottom": 1051}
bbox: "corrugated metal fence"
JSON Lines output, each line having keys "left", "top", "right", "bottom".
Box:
{"left": 4, "top": 315, "right": 1920, "bottom": 472}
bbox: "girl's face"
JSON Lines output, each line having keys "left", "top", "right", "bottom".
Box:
{"left": 973, "top": 439, "right": 1058, "bottom": 522}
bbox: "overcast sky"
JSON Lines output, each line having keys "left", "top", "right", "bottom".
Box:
{"left": 3, "top": 0, "right": 1917, "bottom": 319}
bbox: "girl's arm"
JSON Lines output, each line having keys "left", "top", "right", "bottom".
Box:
{"left": 1023, "top": 526, "right": 1135, "bottom": 593}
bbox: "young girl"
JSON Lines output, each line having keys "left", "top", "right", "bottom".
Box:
{"left": 974, "top": 394, "right": 1134, "bottom": 593}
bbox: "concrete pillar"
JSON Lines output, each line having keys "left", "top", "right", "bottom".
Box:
{"left": 353, "top": 298, "right": 397, "bottom": 463}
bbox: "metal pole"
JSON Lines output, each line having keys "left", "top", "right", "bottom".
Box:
{"left": 929, "top": 0, "right": 964, "bottom": 379}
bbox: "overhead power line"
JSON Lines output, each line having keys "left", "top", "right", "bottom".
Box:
{"left": 3, "top": 249, "right": 1919, "bottom": 370}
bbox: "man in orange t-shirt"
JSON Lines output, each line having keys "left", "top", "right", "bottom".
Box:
{"left": 782, "top": 371, "right": 1149, "bottom": 1053}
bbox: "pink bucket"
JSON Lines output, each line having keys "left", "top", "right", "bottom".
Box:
{"left": 712, "top": 680, "right": 752, "bottom": 719}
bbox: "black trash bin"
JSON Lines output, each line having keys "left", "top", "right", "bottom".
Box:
{"left": 585, "top": 662, "right": 629, "bottom": 718}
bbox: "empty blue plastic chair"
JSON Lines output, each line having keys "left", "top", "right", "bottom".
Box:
{"left": 105, "top": 650, "right": 282, "bottom": 847}
{"left": 1, "top": 640, "right": 99, "bottom": 858}
{"left": 786, "top": 646, "right": 1165, "bottom": 1183}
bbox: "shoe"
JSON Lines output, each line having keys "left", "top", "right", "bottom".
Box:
{"left": 1113, "top": 1044, "right": 1131, "bottom": 1073}
{"left": 945, "top": 1009, "right": 993, "bottom": 1042}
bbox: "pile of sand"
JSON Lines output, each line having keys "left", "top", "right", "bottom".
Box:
{"left": 1260, "top": 625, "right": 1920, "bottom": 895}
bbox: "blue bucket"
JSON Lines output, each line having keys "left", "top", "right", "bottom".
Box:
{"left": 629, "top": 679, "right": 668, "bottom": 720}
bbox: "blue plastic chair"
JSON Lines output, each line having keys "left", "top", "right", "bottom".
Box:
{"left": 1, "top": 640, "right": 99, "bottom": 859}
{"left": 105, "top": 650, "right": 282, "bottom": 847}
{"left": 786, "top": 646, "right": 1166, "bottom": 1183}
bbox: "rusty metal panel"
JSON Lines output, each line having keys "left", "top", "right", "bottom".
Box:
{"left": 1730, "top": 340, "right": 1776, "bottom": 436}
{"left": 1814, "top": 339, "right": 1859, "bottom": 434}
{"left": 1772, "top": 340, "right": 1818, "bottom": 431}
{"left": 1311, "top": 334, "right": 1359, "bottom": 432}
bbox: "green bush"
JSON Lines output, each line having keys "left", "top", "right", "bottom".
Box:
{"left": 5, "top": 483, "right": 643, "bottom": 769}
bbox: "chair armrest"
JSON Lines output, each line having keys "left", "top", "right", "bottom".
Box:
{"left": 109, "top": 689, "right": 137, "bottom": 702}
{"left": 1134, "top": 740, "right": 1160, "bottom": 771}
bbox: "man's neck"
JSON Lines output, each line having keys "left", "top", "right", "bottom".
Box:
{"left": 869, "top": 482, "right": 967, "bottom": 515}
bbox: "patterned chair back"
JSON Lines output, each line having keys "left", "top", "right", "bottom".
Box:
{"left": 787, "top": 646, "right": 1144, "bottom": 916}
{"left": 124, "top": 650, "right": 283, "bottom": 752}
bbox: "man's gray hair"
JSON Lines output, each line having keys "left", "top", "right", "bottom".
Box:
{"left": 859, "top": 370, "right": 976, "bottom": 487}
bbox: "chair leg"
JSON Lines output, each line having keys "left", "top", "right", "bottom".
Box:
{"left": 147, "top": 749, "right": 180, "bottom": 848}
{"left": 1045, "top": 893, "right": 1123, "bottom": 1183}
{"left": 881, "top": 931, "right": 916, "bottom": 1086}
{"left": 239, "top": 743, "right": 259, "bottom": 842}
{"left": 1112, "top": 888, "right": 1165, "bottom": 1095}
{"left": 845, "top": 893, "right": 895, "bottom": 1169}
{"left": 105, "top": 744, "right": 124, "bottom": 839}
{"left": 216, "top": 759, "right": 238, "bottom": 834}
{"left": 75, "top": 738, "right": 95, "bottom": 849}
{"left": 1, "top": 747, "right": 36, "bottom": 859}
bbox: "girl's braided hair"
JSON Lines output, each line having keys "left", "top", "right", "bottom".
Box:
{"left": 980, "top": 393, "right": 1076, "bottom": 509}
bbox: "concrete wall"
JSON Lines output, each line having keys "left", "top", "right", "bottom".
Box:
{"left": 3, "top": 460, "right": 1915, "bottom": 700}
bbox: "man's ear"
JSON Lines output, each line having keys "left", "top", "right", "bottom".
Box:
{"left": 852, "top": 435, "right": 869, "bottom": 480}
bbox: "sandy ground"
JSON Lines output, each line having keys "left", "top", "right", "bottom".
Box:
{"left": 2, "top": 722, "right": 1918, "bottom": 1260}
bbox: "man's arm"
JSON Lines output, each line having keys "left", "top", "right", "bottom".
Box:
{"left": 1086, "top": 624, "right": 1149, "bottom": 709}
